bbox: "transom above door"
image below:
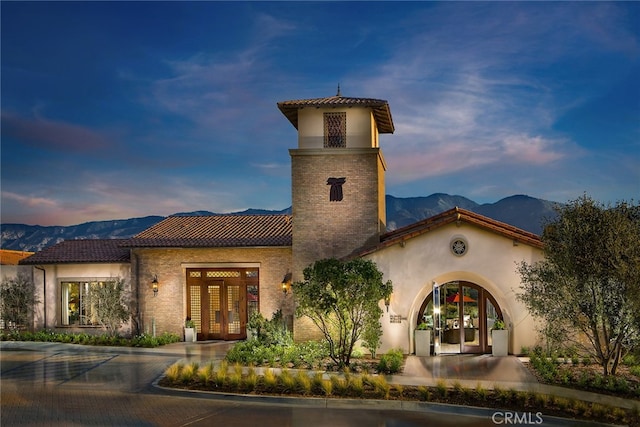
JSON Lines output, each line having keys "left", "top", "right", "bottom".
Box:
{"left": 186, "top": 268, "right": 259, "bottom": 341}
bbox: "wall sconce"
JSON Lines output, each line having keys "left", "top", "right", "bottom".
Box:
{"left": 151, "top": 275, "right": 159, "bottom": 297}
{"left": 384, "top": 295, "right": 391, "bottom": 312}
{"left": 281, "top": 272, "right": 292, "bottom": 295}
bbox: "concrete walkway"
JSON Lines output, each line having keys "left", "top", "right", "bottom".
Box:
{"left": 393, "top": 354, "right": 637, "bottom": 410}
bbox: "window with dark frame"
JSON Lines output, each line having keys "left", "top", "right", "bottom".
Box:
{"left": 324, "top": 112, "right": 346, "bottom": 148}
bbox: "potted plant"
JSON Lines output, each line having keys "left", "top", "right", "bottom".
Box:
{"left": 491, "top": 319, "right": 508, "bottom": 356}
{"left": 415, "top": 322, "right": 432, "bottom": 357}
{"left": 184, "top": 318, "right": 196, "bottom": 342}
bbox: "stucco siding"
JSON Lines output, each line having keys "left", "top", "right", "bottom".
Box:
{"left": 34, "top": 263, "right": 131, "bottom": 334}
{"left": 364, "top": 221, "right": 544, "bottom": 355}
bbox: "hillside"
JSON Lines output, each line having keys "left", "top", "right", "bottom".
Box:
{"left": 1, "top": 194, "right": 558, "bottom": 252}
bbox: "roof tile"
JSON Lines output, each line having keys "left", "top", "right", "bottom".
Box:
{"left": 127, "top": 214, "right": 292, "bottom": 247}
{"left": 278, "top": 95, "right": 394, "bottom": 134}
{"left": 19, "top": 239, "right": 131, "bottom": 265}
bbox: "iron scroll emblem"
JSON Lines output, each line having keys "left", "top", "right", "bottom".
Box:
{"left": 327, "top": 177, "right": 346, "bottom": 202}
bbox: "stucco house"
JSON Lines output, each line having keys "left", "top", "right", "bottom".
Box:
{"left": 19, "top": 91, "right": 544, "bottom": 355}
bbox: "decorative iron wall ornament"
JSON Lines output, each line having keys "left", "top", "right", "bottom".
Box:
{"left": 327, "top": 177, "right": 346, "bottom": 201}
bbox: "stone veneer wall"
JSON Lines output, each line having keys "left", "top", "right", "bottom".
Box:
{"left": 131, "top": 246, "right": 292, "bottom": 338}
{"left": 290, "top": 148, "right": 386, "bottom": 341}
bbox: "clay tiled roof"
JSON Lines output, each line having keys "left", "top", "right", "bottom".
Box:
{"left": 358, "top": 207, "right": 542, "bottom": 257}
{"left": 19, "top": 239, "right": 131, "bottom": 265}
{"left": 278, "top": 95, "right": 395, "bottom": 134}
{"left": 127, "top": 214, "right": 292, "bottom": 248}
{"left": 0, "top": 249, "right": 35, "bottom": 265}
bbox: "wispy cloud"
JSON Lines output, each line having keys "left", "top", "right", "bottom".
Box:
{"left": 1, "top": 111, "right": 110, "bottom": 152}
{"left": 2, "top": 191, "right": 58, "bottom": 209}
{"left": 142, "top": 12, "right": 296, "bottom": 133}
{"left": 348, "top": 3, "right": 626, "bottom": 187}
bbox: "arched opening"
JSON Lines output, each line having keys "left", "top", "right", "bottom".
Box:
{"left": 417, "top": 281, "right": 503, "bottom": 354}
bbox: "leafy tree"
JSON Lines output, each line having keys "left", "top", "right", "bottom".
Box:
{"left": 517, "top": 195, "right": 640, "bottom": 375}
{"left": 293, "top": 258, "right": 392, "bottom": 367}
{"left": 0, "top": 272, "right": 38, "bottom": 330}
{"left": 362, "top": 316, "right": 383, "bottom": 358}
{"left": 88, "top": 277, "right": 131, "bottom": 337}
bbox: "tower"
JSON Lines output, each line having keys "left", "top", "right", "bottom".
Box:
{"left": 278, "top": 90, "right": 395, "bottom": 284}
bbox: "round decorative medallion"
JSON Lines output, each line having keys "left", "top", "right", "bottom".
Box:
{"left": 450, "top": 237, "right": 468, "bottom": 256}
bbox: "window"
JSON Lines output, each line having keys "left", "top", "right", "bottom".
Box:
{"left": 61, "top": 280, "right": 112, "bottom": 326}
{"left": 324, "top": 112, "right": 346, "bottom": 148}
{"left": 450, "top": 237, "right": 468, "bottom": 257}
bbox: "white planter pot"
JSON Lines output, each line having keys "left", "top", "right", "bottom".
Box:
{"left": 184, "top": 327, "right": 196, "bottom": 342}
{"left": 415, "top": 330, "right": 431, "bottom": 356}
{"left": 492, "top": 329, "right": 509, "bottom": 356}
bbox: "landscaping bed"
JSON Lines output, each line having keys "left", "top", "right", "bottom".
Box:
{"left": 159, "top": 360, "right": 639, "bottom": 426}
{"left": 524, "top": 350, "right": 640, "bottom": 400}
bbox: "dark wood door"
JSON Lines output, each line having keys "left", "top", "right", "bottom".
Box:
{"left": 187, "top": 269, "right": 250, "bottom": 340}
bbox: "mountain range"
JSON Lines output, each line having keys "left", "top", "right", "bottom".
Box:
{"left": 1, "top": 193, "right": 559, "bottom": 252}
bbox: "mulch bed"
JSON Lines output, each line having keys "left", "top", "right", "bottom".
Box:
{"left": 524, "top": 360, "right": 640, "bottom": 400}
{"left": 158, "top": 371, "right": 639, "bottom": 426}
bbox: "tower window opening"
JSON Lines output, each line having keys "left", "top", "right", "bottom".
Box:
{"left": 324, "top": 112, "right": 346, "bottom": 148}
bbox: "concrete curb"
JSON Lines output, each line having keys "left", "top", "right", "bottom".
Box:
{"left": 152, "top": 377, "right": 622, "bottom": 427}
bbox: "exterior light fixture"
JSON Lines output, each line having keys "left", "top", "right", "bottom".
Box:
{"left": 384, "top": 295, "right": 391, "bottom": 312}
{"left": 281, "top": 272, "right": 292, "bottom": 295}
{"left": 151, "top": 275, "right": 159, "bottom": 297}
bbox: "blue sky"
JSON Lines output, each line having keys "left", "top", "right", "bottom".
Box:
{"left": 2, "top": 2, "right": 639, "bottom": 226}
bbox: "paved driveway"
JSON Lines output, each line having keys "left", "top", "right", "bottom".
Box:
{"left": 0, "top": 341, "right": 610, "bottom": 427}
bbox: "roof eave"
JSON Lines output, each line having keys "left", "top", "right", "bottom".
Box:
{"left": 358, "top": 208, "right": 543, "bottom": 256}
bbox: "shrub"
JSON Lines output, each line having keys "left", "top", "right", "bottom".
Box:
{"left": 262, "top": 369, "right": 278, "bottom": 392}
{"left": 320, "top": 379, "right": 333, "bottom": 396}
{"left": 197, "top": 363, "right": 213, "bottom": 385}
{"left": 475, "top": 383, "right": 487, "bottom": 400}
{"left": 377, "top": 348, "right": 403, "bottom": 374}
{"left": 165, "top": 363, "right": 182, "bottom": 382}
{"left": 623, "top": 354, "right": 638, "bottom": 366}
{"left": 214, "top": 361, "right": 228, "bottom": 387}
{"left": 435, "top": 379, "right": 448, "bottom": 398}
{"left": 330, "top": 375, "right": 349, "bottom": 395}
{"left": 311, "top": 372, "right": 325, "bottom": 394}
{"left": 227, "top": 368, "right": 242, "bottom": 390}
{"left": 248, "top": 310, "right": 292, "bottom": 347}
{"left": 295, "top": 371, "right": 312, "bottom": 395}
{"left": 180, "top": 362, "right": 198, "bottom": 384}
{"left": 418, "top": 385, "right": 431, "bottom": 401}
{"left": 347, "top": 374, "right": 364, "bottom": 397}
{"left": 369, "top": 375, "right": 390, "bottom": 399}
{"left": 243, "top": 367, "right": 258, "bottom": 392}
{"left": 279, "top": 370, "right": 296, "bottom": 392}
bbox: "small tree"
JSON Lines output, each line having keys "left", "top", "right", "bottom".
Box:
{"left": 293, "top": 258, "right": 392, "bottom": 368}
{"left": 0, "top": 272, "right": 38, "bottom": 331}
{"left": 88, "top": 277, "right": 131, "bottom": 337}
{"left": 362, "top": 316, "right": 383, "bottom": 358}
{"left": 517, "top": 195, "right": 639, "bottom": 375}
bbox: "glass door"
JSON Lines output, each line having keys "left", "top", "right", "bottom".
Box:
{"left": 187, "top": 268, "right": 256, "bottom": 341}
{"left": 417, "top": 281, "right": 503, "bottom": 354}
{"left": 461, "top": 285, "right": 481, "bottom": 353}
{"left": 441, "top": 283, "right": 461, "bottom": 353}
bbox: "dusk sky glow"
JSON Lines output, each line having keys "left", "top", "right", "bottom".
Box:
{"left": 2, "top": 2, "right": 639, "bottom": 226}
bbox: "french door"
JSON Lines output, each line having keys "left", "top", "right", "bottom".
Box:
{"left": 418, "top": 281, "right": 503, "bottom": 354}
{"left": 186, "top": 268, "right": 258, "bottom": 340}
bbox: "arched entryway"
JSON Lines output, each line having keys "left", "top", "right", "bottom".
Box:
{"left": 417, "top": 281, "right": 503, "bottom": 354}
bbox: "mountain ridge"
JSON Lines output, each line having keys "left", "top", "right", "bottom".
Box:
{"left": 1, "top": 194, "right": 559, "bottom": 252}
